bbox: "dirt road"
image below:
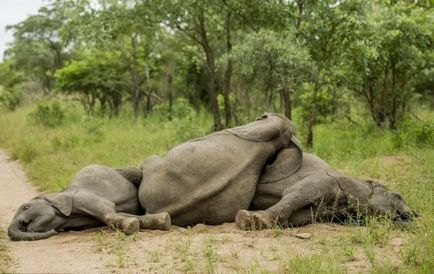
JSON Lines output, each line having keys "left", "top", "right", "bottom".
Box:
{"left": 0, "top": 149, "right": 404, "bottom": 273}
{"left": 0, "top": 150, "right": 109, "bottom": 273}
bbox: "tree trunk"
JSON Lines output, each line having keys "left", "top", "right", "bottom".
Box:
{"left": 166, "top": 61, "right": 174, "bottom": 120}
{"left": 390, "top": 59, "right": 397, "bottom": 129}
{"left": 279, "top": 87, "right": 292, "bottom": 120}
{"left": 144, "top": 66, "right": 153, "bottom": 115}
{"left": 222, "top": 10, "right": 233, "bottom": 127}
{"left": 295, "top": 0, "right": 304, "bottom": 34}
{"left": 130, "top": 34, "right": 141, "bottom": 118}
{"left": 197, "top": 8, "right": 223, "bottom": 130}
{"left": 306, "top": 120, "right": 314, "bottom": 148}
{"left": 305, "top": 82, "right": 319, "bottom": 147}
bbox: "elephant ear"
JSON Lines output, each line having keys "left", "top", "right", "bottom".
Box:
{"left": 260, "top": 145, "right": 303, "bottom": 184}
{"left": 226, "top": 113, "right": 283, "bottom": 142}
{"left": 44, "top": 193, "right": 73, "bottom": 216}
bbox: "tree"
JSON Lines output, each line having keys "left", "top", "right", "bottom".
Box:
{"left": 156, "top": 0, "right": 233, "bottom": 130}
{"left": 232, "top": 30, "right": 313, "bottom": 120}
{"left": 347, "top": 1, "right": 434, "bottom": 128}
{"left": 5, "top": 0, "right": 74, "bottom": 93}
{"left": 295, "top": 0, "right": 366, "bottom": 146}
{"left": 55, "top": 50, "right": 125, "bottom": 116}
{"left": 64, "top": 0, "right": 159, "bottom": 118}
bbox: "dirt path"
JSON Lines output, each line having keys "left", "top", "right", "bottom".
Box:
{"left": 0, "top": 149, "right": 406, "bottom": 273}
{"left": 0, "top": 150, "right": 107, "bottom": 273}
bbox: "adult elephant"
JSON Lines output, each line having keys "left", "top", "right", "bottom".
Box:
{"left": 139, "top": 113, "right": 302, "bottom": 226}
{"left": 236, "top": 148, "right": 417, "bottom": 230}
{"left": 8, "top": 165, "right": 170, "bottom": 241}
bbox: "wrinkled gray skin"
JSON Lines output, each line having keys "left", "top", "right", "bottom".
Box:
{"left": 236, "top": 148, "right": 416, "bottom": 230}
{"left": 139, "top": 113, "right": 302, "bottom": 226}
{"left": 8, "top": 165, "right": 170, "bottom": 241}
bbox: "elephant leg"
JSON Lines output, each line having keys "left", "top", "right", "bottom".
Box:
{"left": 285, "top": 207, "right": 328, "bottom": 227}
{"left": 118, "top": 212, "right": 171, "bottom": 231}
{"left": 73, "top": 192, "right": 139, "bottom": 235}
{"left": 236, "top": 176, "right": 338, "bottom": 230}
{"left": 114, "top": 167, "right": 143, "bottom": 186}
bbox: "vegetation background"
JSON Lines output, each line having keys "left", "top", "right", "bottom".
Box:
{"left": 0, "top": 0, "right": 432, "bottom": 273}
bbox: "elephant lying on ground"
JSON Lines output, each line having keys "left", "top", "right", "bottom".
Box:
{"left": 139, "top": 113, "right": 302, "bottom": 226}
{"left": 236, "top": 148, "right": 416, "bottom": 230}
{"left": 9, "top": 113, "right": 301, "bottom": 240}
{"left": 8, "top": 165, "right": 170, "bottom": 241}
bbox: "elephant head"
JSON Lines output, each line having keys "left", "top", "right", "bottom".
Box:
{"left": 8, "top": 193, "right": 71, "bottom": 241}
{"left": 367, "top": 182, "right": 417, "bottom": 223}
{"left": 340, "top": 178, "right": 417, "bottom": 223}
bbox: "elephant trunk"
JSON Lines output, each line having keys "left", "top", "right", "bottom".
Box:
{"left": 8, "top": 218, "right": 57, "bottom": 241}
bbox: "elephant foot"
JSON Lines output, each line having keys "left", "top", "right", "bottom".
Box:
{"left": 121, "top": 218, "right": 140, "bottom": 235}
{"left": 236, "top": 210, "right": 276, "bottom": 231}
{"left": 105, "top": 214, "right": 140, "bottom": 235}
{"left": 139, "top": 212, "right": 171, "bottom": 231}
{"left": 252, "top": 211, "right": 277, "bottom": 230}
{"left": 236, "top": 210, "right": 254, "bottom": 230}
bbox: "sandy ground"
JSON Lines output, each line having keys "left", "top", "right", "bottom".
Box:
{"left": 0, "top": 149, "right": 406, "bottom": 273}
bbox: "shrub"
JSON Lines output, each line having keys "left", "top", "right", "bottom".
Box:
{"left": 0, "top": 87, "right": 22, "bottom": 111}
{"left": 153, "top": 98, "right": 196, "bottom": 121}
{"left": 29, "top": 101, "right": 65, "bottom": 128}
{"left": 415, "top": 122, "right": 433, "bottom": 146}
{"left": 392, "top": 121, "right": 434, "bottom": 149}
{"left": 11, "top": 140, "right": 40, "bottom": 163}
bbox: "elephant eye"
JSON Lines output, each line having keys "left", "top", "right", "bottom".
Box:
{"left": 23, "top": 205, "right": 30, "bottom": 210}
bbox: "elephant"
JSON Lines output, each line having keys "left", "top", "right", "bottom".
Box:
{"left": 236, "top": 147, "right": 416, "bottom": 230}
{"left": 8, "top": 165, "right": 171, "bottom": 241}
{"left": 138, "top": 113, "right": 302, "bottom": 226}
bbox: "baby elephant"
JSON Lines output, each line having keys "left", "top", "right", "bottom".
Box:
{"left": 8, "top": 165, "right": 171, "bottom": 241}
{"left": 236, "top": 148, "right": 416, "bottom": 230}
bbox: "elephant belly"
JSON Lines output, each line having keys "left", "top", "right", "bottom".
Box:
{"left": 139, "top": 136, "right": 273, "bottom": 226}
{"left": 140, "top": 172, "right": 259, "bottom": 226}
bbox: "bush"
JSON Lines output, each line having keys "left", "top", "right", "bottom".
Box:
{"left": 415, "top": 122, "right": 433, "bottom": 145}
{"left": 153, "top": 98, "right": 196, "bottom": 121}
{"left": 29, "top": 101, "right": 65, "bottom": 128}
{"left": 11, "top": 140, "right": 40, "bottom": 163}
{"left": 392, "top": 121, "right": 434, "bottom": 149}
{"left": 0, "top": 87, "right": 22, "bottom": 111}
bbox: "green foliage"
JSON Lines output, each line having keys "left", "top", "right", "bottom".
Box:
{"left": 392, "top": 121, "right": 434, "bottom": 149}
{"left": 5, "top": 0, "right": 74, "bottom": 92}
{"left": 12, "top": 139, "right": 41, "bottom": 163}
{"left": 346, "top": 1, "right": 433, "bottom": 128}
{"left": 29, "top": 101, "right": 65, "bottom": 128}
{"left": 153, "top": 98, "right": 196, "bottom": 121}
{"left": 2, "top": 0, "right": 432, "bottom": 143}
{"left": 55, "top": 50, "right": 125, "bottom": 116}
{"left": 0, "top": 102, "right": 212, "bottom": 192}
{"left": 152, "top": 98, "right": 210, "bottom": 143}
{"left": 0, "top": 228, "right": 11, "bottom": 273}
{"left": 0, "top": 87, "right": 22, "bottom": 111}
{"left": 0, "top": 60, "right": 24, "bottom": 110}
{"left": 285, "top": 254, "right": 345, "bottom": 274}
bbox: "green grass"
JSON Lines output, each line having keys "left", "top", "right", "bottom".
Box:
{"left": 94, "top": 229, "right": 140, "bottom": 269}
{"left": 0, "top": 101, "right": 433, "bottom": 273}
{"left": 0, "top": 101, "right": 211, "bottom": 192}
{"left": 0, "top": 226, "right": 12, "bottom": 273}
